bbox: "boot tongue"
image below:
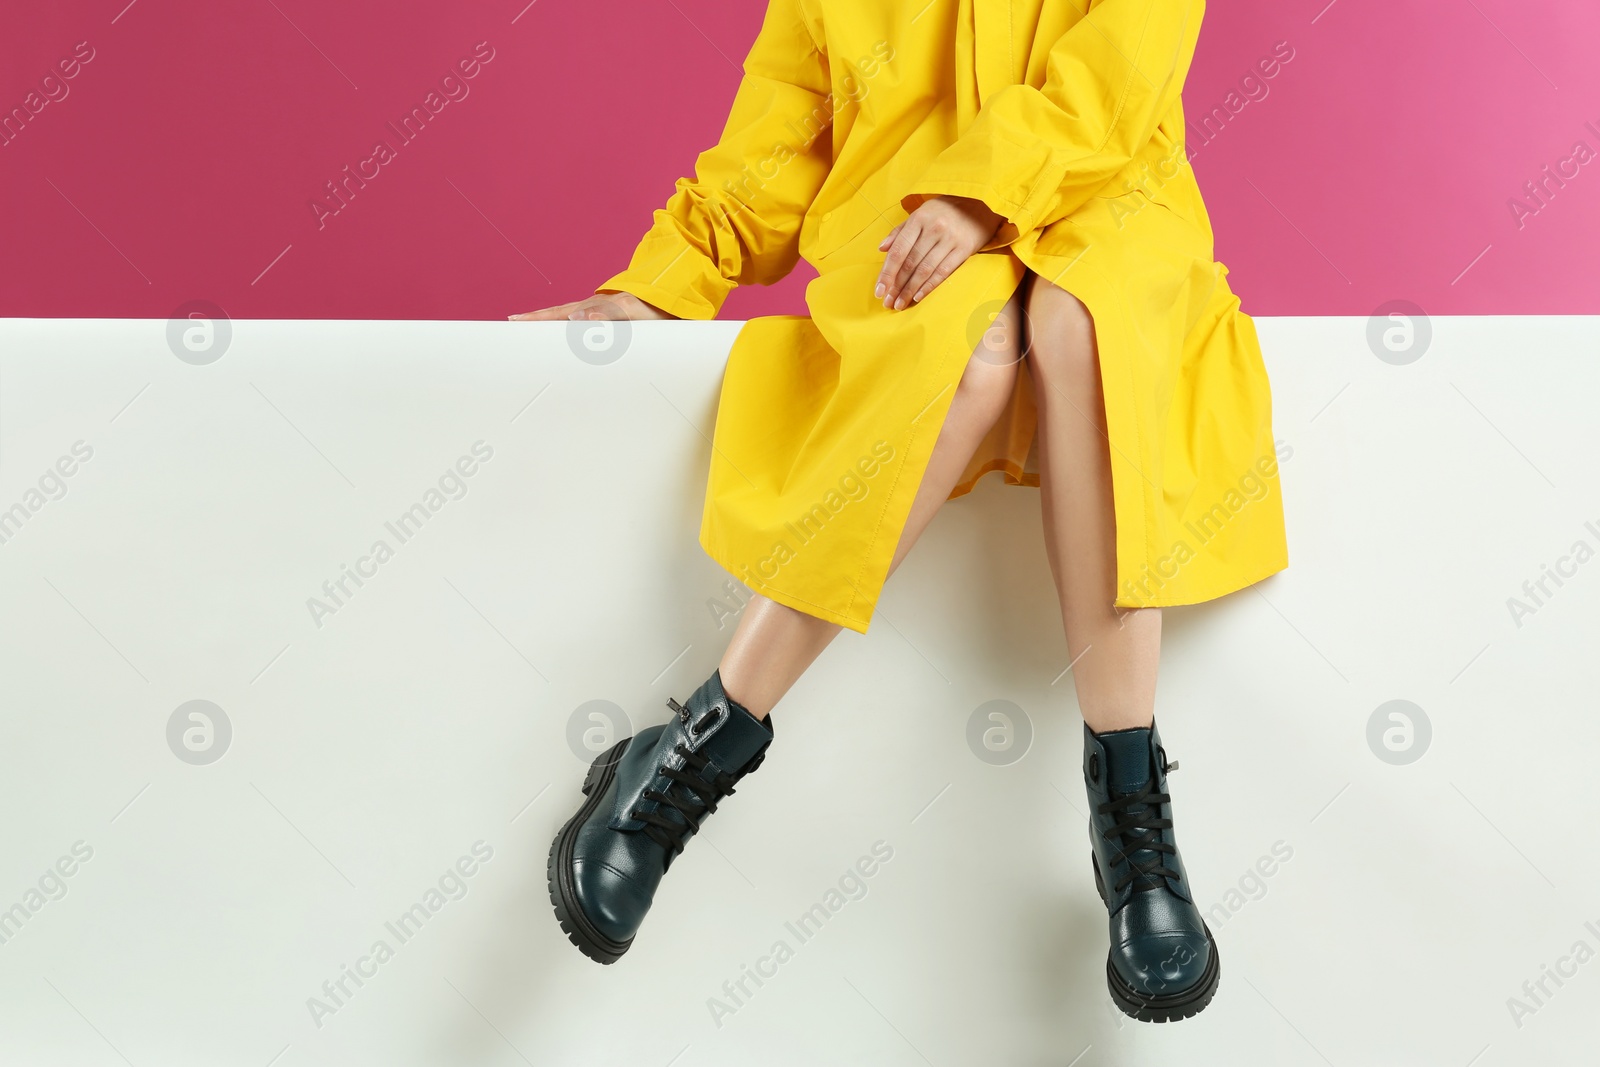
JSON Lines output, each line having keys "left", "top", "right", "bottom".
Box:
{"left": 628, "top": 673, "right": 773, "bottom": 858}
{"left": 1095, "top": 727, "right": 1166, "bottom": 893}
{"left": 1097, "top": 727, "right": 1154, "bottom": 795}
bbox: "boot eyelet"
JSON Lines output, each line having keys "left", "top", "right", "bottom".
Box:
{"left": 1089, "top": 753, "right": 1100, "bottom": 782}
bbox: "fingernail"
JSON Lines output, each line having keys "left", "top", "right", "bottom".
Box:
{"left": 874, "top": 283, "right": 885, "bottom": 299}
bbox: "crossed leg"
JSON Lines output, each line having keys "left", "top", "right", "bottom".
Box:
{"left": 719, "top": 288, "right": 1026, "bottom": 717}
{"left": 719, "top": 272, "right": 1160, "bottom": 731}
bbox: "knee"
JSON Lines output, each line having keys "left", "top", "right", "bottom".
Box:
{"left": 954, "top": 301, "right": 1023, "bottom": 412}
{"left": 1025, "top": 279, "right": 1097, "bottom": 388}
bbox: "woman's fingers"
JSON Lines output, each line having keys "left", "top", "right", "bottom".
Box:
{"left": 873, "top": 196, "right": 1004, "bottom": 310}
{"left": 899, "top": 239, "right": 955, "bottom": 307}
{"left": 882, "top": 233, "right": 935, "bottom": 307}
{"left": 910, "top": 248, "right": 963, "bottom": 304}
{"left": 511, "top": 293, "right": 678, "bottom": 321}
{"left": 509, "top": 301, "right": 582, "bottom": 321}
{"left": 885, "top": 232, "right": 951, "bottom": 309}
{"left": 877, "top": 207, "right": 968, "bottom": 309}
{"left": 874, "top": 221, "right": 922, "bottom": 303}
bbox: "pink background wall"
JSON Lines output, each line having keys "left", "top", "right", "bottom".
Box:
{"left": 3, "top": 0, "right": 1597, "bottom": 320}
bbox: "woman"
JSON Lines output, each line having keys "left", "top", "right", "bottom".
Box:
{"left": 515, "top": 0, "right": 1287, "bottom": 1023}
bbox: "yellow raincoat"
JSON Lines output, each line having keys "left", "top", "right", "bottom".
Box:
{"left": 600, "top": 0, "right": 1288, "bottom": 633}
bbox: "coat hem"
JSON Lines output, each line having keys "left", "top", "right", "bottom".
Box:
{"left": 699, "top": 537, "right": 872, "bottom": 634}
{"left": 1112, "top": 551, "right": 1290, "bottom": 610}
{"left": 948, "top": 458, "right": 1038, "bottom": 499}
{"left": 945, "top": 461, "right": 1290, "bottom": 610}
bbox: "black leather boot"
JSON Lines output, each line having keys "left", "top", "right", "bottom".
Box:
{"left": 548, "top": 669, "right": 773, "bottom": 964}
{"left": 1083, "top": 720, "right": 1219, "bottom": 1021}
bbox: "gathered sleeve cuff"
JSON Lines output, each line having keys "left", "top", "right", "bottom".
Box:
{"left": 596, "top": 0, "right": 834, "bottom": 318}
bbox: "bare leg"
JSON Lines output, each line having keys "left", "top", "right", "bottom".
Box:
{"left": 720, "top": 292, "right": 1026, "bottom": 718}
{"left": 1024, "top": 274, "right": 1160, "bottom": 733}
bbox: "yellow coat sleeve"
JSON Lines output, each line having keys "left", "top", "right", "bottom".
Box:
{"left": 902, "top": 0, "right": 1204, "bottom": 245}
{"left": 597, "top": 0, "right": 833, "bottom": 320}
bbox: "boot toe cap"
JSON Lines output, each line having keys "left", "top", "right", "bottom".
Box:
{"left": 1109, "top": 928, "right": 1212, "bottom": 996}
{"left": 572, "top": 858, "right": 653, "bottom": 944}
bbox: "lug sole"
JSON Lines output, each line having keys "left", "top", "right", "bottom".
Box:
{"left": 547, "top": 739, "right": 635, "bottom": 965}
{"left": 1092, "top": 851, "right": 1221, "bottom": 1023}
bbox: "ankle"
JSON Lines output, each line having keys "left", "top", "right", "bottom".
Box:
{"left": 1083, "top": 709, "right": 1155, "bottom": 735}
{"left": 717, "top": 672, "right": 770, "bottom": 721}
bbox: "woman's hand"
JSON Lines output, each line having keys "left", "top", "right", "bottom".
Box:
{"left": 509, "top": 292, "right": 676, "bottom": 321}
{"left": 874, "top": 195, "right": 1004, "bottom": 311}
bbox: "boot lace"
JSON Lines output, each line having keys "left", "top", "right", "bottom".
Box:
{"left": 631, "top": 742, "right": 740, "bottom": 868}
{"left": 1097, "top": 778, "right": 1182, "bottom": 893}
